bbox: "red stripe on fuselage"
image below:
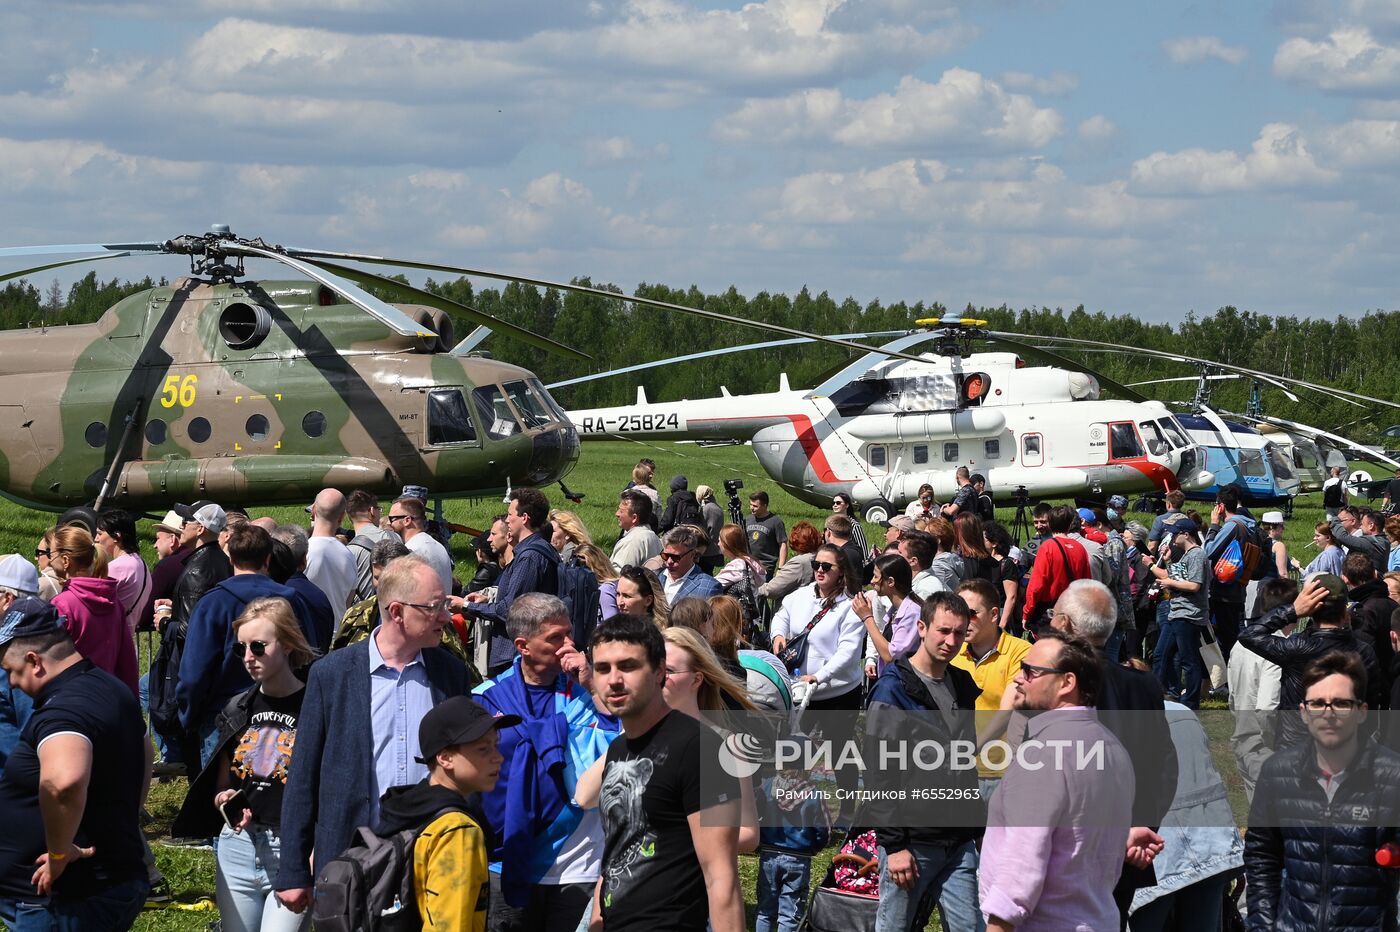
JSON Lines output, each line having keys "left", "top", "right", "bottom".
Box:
{"left": 690, "top": 413, "right": 847, "bottom": 483}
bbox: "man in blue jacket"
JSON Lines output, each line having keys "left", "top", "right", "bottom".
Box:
{"left": 459, "top": 488, "right": 561, "bottom": 676}
{"left": 274, "top": 554, "right": 471, "bottom": 915}
{"left": 176, "top": 523, "right": 319, "bottom": 766}
{"left": 660, "top": 526, "right": 722, "bottom": 607}
{"left": 473, "top": 592, "right": 617, "bottom": 932}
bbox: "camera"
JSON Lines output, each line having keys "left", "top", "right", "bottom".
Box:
{"left": 723, "top": 478, "right": 746, "bottom": 527}
{"left": 723, "top": 478, "right": 744, "bottom": 496}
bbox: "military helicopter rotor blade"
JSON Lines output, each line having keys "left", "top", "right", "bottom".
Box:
{"left": 1236, "top": 412, "right": 1400, "bottom": 471}
{"left": 277, "top": 247, "right": 938, "bottom": 366}
{"left": 0, "top": 252, "right": 133, "bottom": 286}
{"left": 546, "top": 331, "right": 908, "bottom": 390}
{"left": 978, "top": 332, "right": 1149, "bottom": 402}
{"left": 1127, "top": 374, "right": 1243, "bottom": 388}
{"left": 1025, "top": 335, "right": 1392, "bottom": 409}
{"left": 310, "top": 259, "right": 589, "bottom": 361}
{"left": 221, "top": 243, "right": 438, "bottom": 339}
{"left": 0, "top": 242, "right": 164, "bottom": 259}
{"left": 1197, "top": 403, "right": 1243, "bottom": 449}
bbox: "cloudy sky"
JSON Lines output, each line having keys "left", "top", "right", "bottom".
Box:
{"left": 3, "top": 0, "right": 1399, "bottom": 322}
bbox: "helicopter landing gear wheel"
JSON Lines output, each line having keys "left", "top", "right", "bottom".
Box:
{"left": 862, "top": 499, "right": 895, "bottom": 525}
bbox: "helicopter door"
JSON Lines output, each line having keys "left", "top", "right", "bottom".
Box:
{"left": 1021, "top": 433, "right": 1043, "bottom": 468}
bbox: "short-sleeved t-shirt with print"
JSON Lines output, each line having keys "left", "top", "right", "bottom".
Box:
{"left": 598, "top": 710, "right": 739, "bottom": 932}
{"left": 746, "top": 513, "right": 787, "bottom": 576}
{"left": 228, "top": 687, "right": 305, "bottom": 826}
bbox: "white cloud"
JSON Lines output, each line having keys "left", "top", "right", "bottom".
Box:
{"left": 716, "top": 69, "right": 1063, "bottom": 153}
{"left": 1319, "top": 118, "right": 1400, "bottom": 166}
{"left": 1000, "top": 70, "right": 1079, "bottom": 96}
{"left": 1274, "top": 26, "right": 1400, "bottom": 92}
{"left": 1130, "top": 123, "right": 1337, "bottom": 194}
{"left": 1078, "top": 114, "right": 1118, "bottom": 142}
{"left": 583, "top": 135, "right": 671, "bottom": 166}
{"left": 1163, "top": 35, "right": 1247, "bottom": 66}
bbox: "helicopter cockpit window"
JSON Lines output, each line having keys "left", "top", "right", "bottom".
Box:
{"left": 426, "top": 389, "right": 477, "bottom": 445}
{"left": 1139, "top": 421, "right": 1168, "bottom": 456}
{"left": 145, "top": 419, "right": 166, "bottom": 446}
{"left": 302, "top": 411, "right": 327, "bottom": 439}
{"left": 1109, "top": 422, "right": 1143, "bottom": 459}
{"left": 1157, "top": 418, "right": 1189, "bottom": 449}
{"left": 188, "top": 417, "right": 212, "bottom": 444}
{"left": 85, "top": 422, "right": 107, "bottom": 448}
{"left": 913, "top": 445, "right": 929, "bottom": 465}
{"left": 473, "top": 386, "right": 520, "bottom": 440}
{"left": 527, "top": 380, "right": 567, "bottom": 422}
{"left": 944, "top": 442, "right": 959, "bottom": 462}
{"left": 504, "top": 381, "right": 551, "bottom": 430}
{"left": 1269, "top": 445, "right": 1296, "bottom": 482}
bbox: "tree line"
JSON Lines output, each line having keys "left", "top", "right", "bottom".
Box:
{"left": 7, "top": 271, "right": 1395, "bottom": 440}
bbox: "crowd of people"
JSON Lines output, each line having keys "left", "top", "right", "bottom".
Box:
{"left": 0, "top": 459, "right": 1396, "bottom": 932}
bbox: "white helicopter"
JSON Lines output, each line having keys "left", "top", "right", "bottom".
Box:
{"left": 558, "top": 317, "right": 1216, "bottom": 523}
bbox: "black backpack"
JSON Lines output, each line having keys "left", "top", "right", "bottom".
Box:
{"left": 312, "top": 807, "right": 463, "bottom": 932}
{"left": 557, "top": 558, "right": 602, "bottom": 649}
{"left": 146, "top": 621, "right": 187, "bottom": 739}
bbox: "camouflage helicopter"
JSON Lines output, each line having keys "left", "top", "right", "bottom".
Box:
{"left": 0, "top": 226, "right": 929, "bottom": 512}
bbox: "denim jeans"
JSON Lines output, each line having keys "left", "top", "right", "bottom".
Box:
{"left": 756, "top": 851, "right": 811, "bottom": 932}
{"left": 0, "top": 875, "right": 149, "bottom": 931}
{"left": 216, "top": 824, "right": 308, "bottom": 932}
{"left": 875, "top": 840, "right": 984, "bottom": 932}
{"left": 1128, "top": 873, "right": 1230, "bottom": 932}
{"left": 1154, "top": 617, "right": 1203, "bottom": 710}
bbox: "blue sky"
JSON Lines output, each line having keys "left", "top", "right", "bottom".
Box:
{"left": 3, "top": 0, "right": 1399, "bottom": 324}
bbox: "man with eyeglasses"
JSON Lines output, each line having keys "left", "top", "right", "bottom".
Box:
{"left": 979, "top": 631, "right": 1135, "bottom": 932}
{"left": 390, "top": 496, "right": 454, "bottom": 595}
{"left": 176, "top": 524, "right": 319, "bottom": 768}
{"left": 276, "top": 554, "right": 471, "bottom": 916}
{"left": 1239, "top": 574, "right": 1384, "bottom": 749}
{"left": 1245, "top": 650, "right": 1400, "bottom": 932}
{"left": 659, "top": 527, "right": 721, "bottom": 607}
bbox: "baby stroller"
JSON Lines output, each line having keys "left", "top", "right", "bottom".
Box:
{"left": 799, "top": 826, "right": 881, "bottom": 932}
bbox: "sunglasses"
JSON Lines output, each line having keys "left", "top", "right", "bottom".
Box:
{"left": 1018, "top": 662, "right": 1066, "bottom": 681}
{"left": 812, "top": 560, "right": 838, "bottom": 574}
{"left": 235, "top": 640, "right": 269, "bottom": 659}
{"left": 660, "top": 549, "right": 694, "bottom": 563}
{"left": 34, "top": 548, "right": 49, "bottom": 558}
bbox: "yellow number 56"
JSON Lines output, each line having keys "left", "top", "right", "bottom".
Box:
{"left": 160, "top": 374, "right": 198, "bottom": 409}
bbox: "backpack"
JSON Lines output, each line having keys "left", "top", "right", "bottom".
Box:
{"left": 147, "top": 621, "right": 188, "bottom": 739}
{"left": 312, "top": 807, "right": 462, "bottom": 932}
{"left": 676, "top": 497, "right": 703, "bottom": 528}
{"left": 1243, "top": 520, "right": 1271, "bottom": 581}
{"left": 557, "top": 558, "right": 602, "bottom": 649}
{"left": 1214, "top": 518, "right": 1262, "bottom": 585}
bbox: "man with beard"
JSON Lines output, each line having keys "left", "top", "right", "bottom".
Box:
{"left": 586, "top": 615, "right": 741, "bottom": 932}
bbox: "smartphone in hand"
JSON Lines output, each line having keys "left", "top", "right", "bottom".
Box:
{"left": 219, "top": 789, "right": 252, "bottom": 831}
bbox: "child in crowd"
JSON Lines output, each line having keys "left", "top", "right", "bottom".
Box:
{"left": 373, "top": 697, "right": 519, "bottom": 932}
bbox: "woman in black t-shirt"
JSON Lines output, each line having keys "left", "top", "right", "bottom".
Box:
{"left": 172, "top": 596, "right": 314, "bottom": 932}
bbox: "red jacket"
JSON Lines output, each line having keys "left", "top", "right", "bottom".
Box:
{"left": 1023, "top": 535, "right": 1091, "bottom": 621}
{"left": 53, "top": 576, "right": 139, "bottom": 699}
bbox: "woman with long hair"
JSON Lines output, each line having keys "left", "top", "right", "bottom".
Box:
{"left": 173, "top": 597, "right": 317, "bottom": 932}
{"left": 706, "top": 594, "right": 748, "bottom": 680}
{"left": 630, "top": 464, "right": 661, "bottom": 513}
{"left": 852, "top": 553, "right": 922, "bottom": 672}
{"left": 831, "top": 493, "right": 869, "bottom": 557}
{"left": 548, "top": 509, "right": 593, "bottom": 565}
{"left": 34, "top": 527, "right": 63, "bottom": 601}
{"left": 954, "top": 513, "right": 1000, "bottom": 586}
{"left": 758, "top": 520, "right": 820, "bottom": 604}
{"left": 615, "top": 564, "right": 670, "bottom": 628}
{"left": 668, "top": 597, "right": 713, "bottom": 636}
{"left": 770, "top": 545, "right": 863, "bottom": 710}
{"left": 574, "top": 543, "right": 621, "bottom": 620}
{"left": 716, "top": 524, "right": 768, "bottom": 589}
{"left": 661, "top": 626, "right": 759, "bottom": 852}
{"left": 96, "top": 509, "right": 153, "bottom": 636}
{"left": 50, "top": 525, "right": 139, "bottom": 697}
{"left": 982, "top": 521, "right": 1022, "bottom": 635}
{"left": 1291, "top": 522, "right": 1345, "bottom": 577}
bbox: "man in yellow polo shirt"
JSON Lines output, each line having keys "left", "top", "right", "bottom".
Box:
{"left": 951, "top": 578, "right": 1030, "bottom": 800}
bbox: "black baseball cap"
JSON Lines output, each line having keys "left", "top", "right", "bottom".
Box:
{"left": 173, "top": 500, "right": 218, "bottom": 520}
{"left": 0, "top": 597, "right": 64, "bottom": 650}
{"left": 416, "top": 697, "right": 521, "bottom": 763}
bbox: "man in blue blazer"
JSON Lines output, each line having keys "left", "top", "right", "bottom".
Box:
{"left": 660, "top": 526, "right": 723, "bottom": 606}
{"left": 274, "top": 554, "right": 471, "bottom": 912}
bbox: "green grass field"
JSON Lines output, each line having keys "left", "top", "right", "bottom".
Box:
{"left": 11, "top": 440, "right": 1358, "bottom": 931}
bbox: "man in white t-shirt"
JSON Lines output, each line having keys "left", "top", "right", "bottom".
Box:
{"left": 305, "top": 488, "right": 359, "bottom": 614}
{"left": 390, "top": 496, "right": 453, "bottom": 594}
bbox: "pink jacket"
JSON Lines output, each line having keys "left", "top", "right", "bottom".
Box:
{"left": 53, "top": 576, "right": 139, "bottom": 698}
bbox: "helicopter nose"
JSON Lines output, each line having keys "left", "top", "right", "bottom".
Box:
{"left": 526, "top": 422, "right": 580, "bottom": 484}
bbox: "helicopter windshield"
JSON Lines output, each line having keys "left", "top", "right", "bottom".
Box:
{"left": 1139, "top": 421, "right": 1169, "bottom": 456}
{"left": 527, "top": 379, "right": 568, "bottom": 422}
{"left": 426, "top": 388, "right": 477, "bottom": 445}
{"left": 1268, "top": 444, "right": 1296, "bottom": 482}
{"left": 1157, "top": 417, "right": 1190, "bottom": 449}
{"left": 504, "top": 380, "right": 552, "bottom": 430}
{"left": 473, "top": 386, "right": 521, "bottom": 439}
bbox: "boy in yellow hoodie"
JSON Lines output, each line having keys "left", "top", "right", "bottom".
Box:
{"left": 375, "top": 697, "right": 519, "bottom": 932}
